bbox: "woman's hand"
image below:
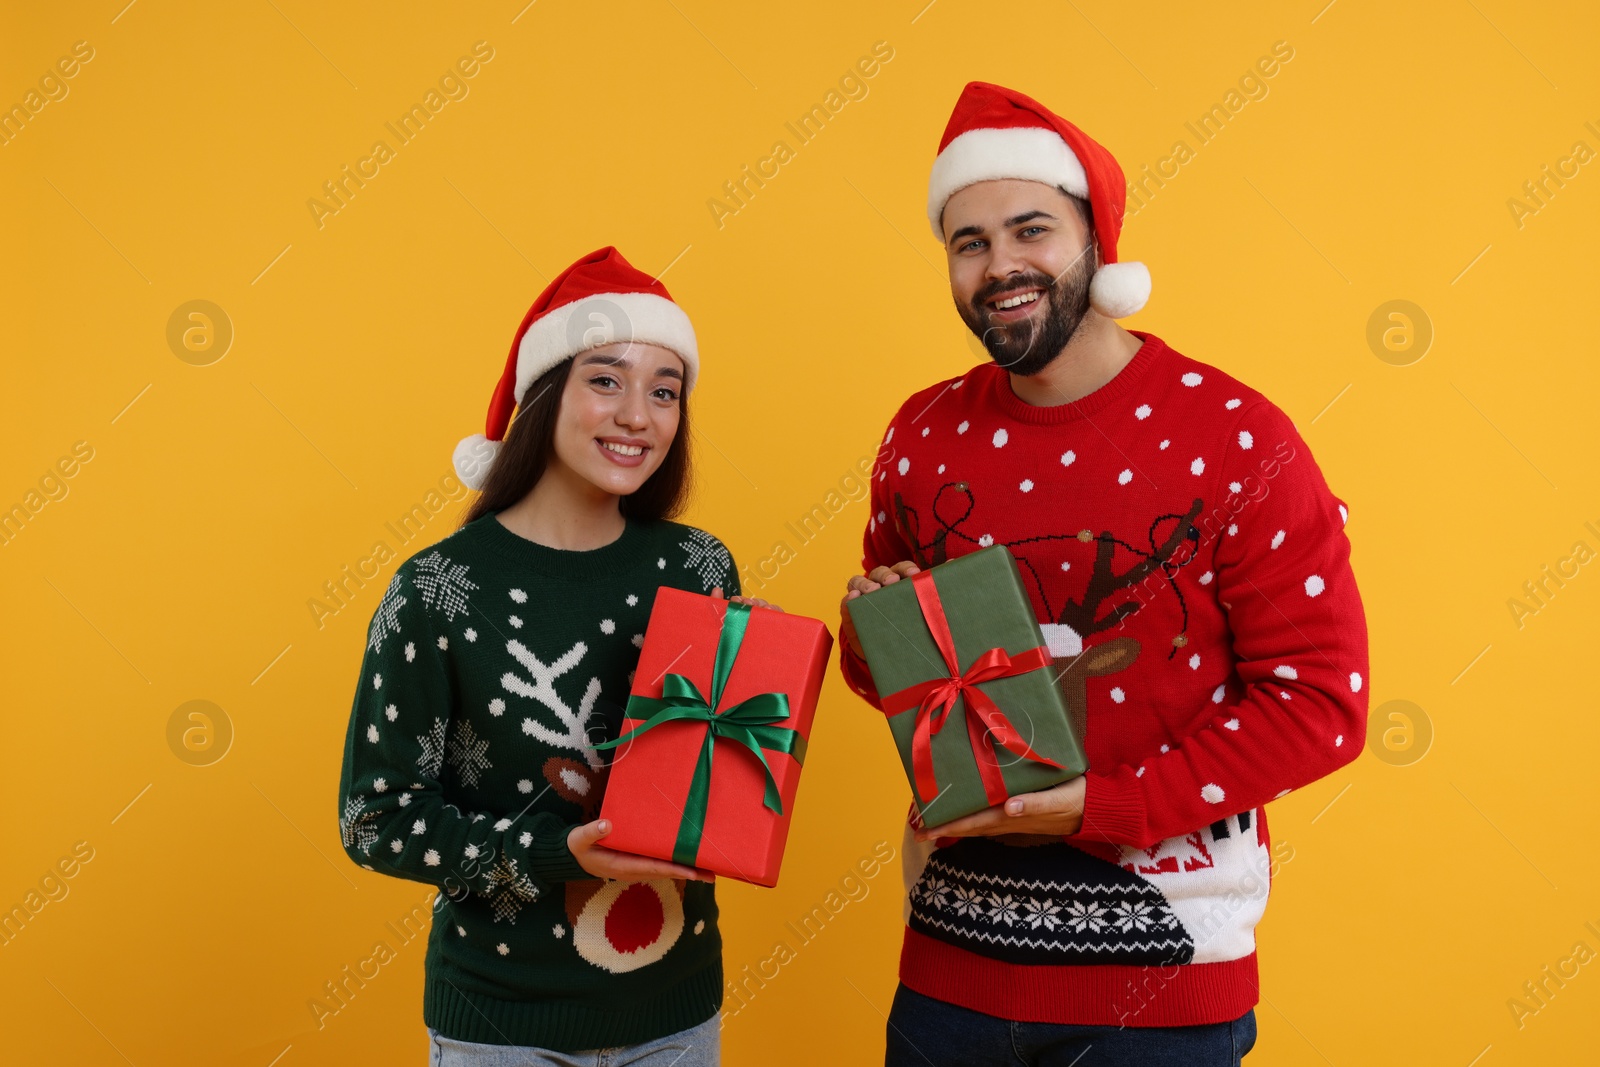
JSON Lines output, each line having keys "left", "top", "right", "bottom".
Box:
{"left": 839, "top": 562, "right": 921, "bottom": 657}
{"left": 710, "top": 586, "right": 784, "bottom": 613}
{"left": 913, "top": 777, "right": 1087, "bottom": 841}
{"left": 567, "top": 820, "right": 715, "bottom": 882}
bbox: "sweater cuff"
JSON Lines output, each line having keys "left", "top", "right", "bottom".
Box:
{"left": 1070, "top": 769, "right": 1150, "bottom": 848}
{"left": 524, "top": 822, "right": 591, "bottom": 883}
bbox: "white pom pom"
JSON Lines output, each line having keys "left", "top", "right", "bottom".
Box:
{"left": 1089, "top": 261, "right": 1151, "bottom": 318}
{"left": 453, "top": 434, "right": 500, "bottom": 490}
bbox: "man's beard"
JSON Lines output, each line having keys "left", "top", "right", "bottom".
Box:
{"left": 958, "top": 247, "right": 1095, "bottom": 377}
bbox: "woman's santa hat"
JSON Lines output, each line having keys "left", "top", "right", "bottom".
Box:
{"left": 927, "top": 81, "right": 1150, "bottom": 319}
{"left": 453, "top": 246, "right": 699, "bottom": 490}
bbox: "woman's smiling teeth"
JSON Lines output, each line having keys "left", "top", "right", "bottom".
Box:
{"left": 601, "top": 441, "right": 645, "bottom": 456}
{"left": 993, "top": 291, "right": 1041, "bottom": 310}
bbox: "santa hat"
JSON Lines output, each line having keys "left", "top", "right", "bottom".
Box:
{"left": 927, "top": 81, "right": 1150, "bottom": 319}
{"left": 453, "top": 246, "right": 699, "bottom": 490}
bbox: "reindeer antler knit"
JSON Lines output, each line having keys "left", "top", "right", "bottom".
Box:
{"left": 840, "top": 331, "right": 1369, "bottom": 1026}
{"left": 338, "top": 511, "right": 739, "bottom": 1050}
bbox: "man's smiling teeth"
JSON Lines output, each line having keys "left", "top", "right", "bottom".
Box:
{"left": 602, "top": 441, "right": 644, "bottom": 456}
{"left": 994, "top": 291, "right": 1041, "bottom": 309}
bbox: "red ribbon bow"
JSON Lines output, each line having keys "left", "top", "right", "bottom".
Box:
{"left": 879, "top": 569, "right": 1062, "bottom": 808}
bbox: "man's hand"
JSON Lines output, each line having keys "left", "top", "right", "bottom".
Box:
{"left": 914, "top": 776, "right": 1087, "bottom": 841}
{"left": 840, "top": 562, "right": 921, "bottom": 657}
{"left": 567, "top": 820, "right": 715, "bottom": 882}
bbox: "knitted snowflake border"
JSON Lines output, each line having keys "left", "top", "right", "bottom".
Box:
{"left": 446, "top": 720, "right": 493, "bottom": 787}
{"left": 417, "top": 717, "right": 447, "bottom": 779}
{"left": 368, "top": 577, "right": 406, "bottom": 654}
{"left": 678, "top": 529, "right": 731, "bottom": 593}
{"left": 484, "top": 855, "right": 541, "bottom": 923}
{"left": 413, "top": 551, "right": 479, "bottom": 622}
{"left": 339, "top": 795, "right": 379, "bottom": 855}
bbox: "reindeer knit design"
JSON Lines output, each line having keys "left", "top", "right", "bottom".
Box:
{"left": 338, "top": 510, "right": 738, "bottom": 1051}
{"left": 841, "top": 331, "right": 1369, "bottom": 1028}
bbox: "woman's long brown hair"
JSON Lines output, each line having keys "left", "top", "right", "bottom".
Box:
{"left": 458, "top": 356, "right": 695, "bottom": 530}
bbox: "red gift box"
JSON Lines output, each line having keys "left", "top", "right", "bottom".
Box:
{"left": 595, "top": 588, "right": 832, "bottom": 887}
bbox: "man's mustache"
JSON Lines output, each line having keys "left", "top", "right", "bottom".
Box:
{"left": 974, "top": 275, "right": 1055, "bottom": 309}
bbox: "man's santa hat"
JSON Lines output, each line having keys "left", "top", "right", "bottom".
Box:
{"left": 927, "top": 81, "right": 1150, "bottom": 319}
{"left": 453, "top": 246, "right": 699, "bottom": 490}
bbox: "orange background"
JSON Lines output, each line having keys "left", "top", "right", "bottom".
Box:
{"left": 3, "top": 2, "right": 1596, "bottom": 1064}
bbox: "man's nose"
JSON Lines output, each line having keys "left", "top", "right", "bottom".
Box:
{"left": 985, "top": 240, "right": 1029, "bottom": 283}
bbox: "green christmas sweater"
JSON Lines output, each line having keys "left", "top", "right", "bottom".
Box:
{"left": 337, "top": 509, "right": 740, "bottom": 1050}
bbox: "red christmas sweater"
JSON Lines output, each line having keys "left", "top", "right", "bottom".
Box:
{"left": 840, "top": 331, "right": 1369, "bottom": 1026}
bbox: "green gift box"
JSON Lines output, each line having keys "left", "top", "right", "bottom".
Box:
{"left": 847, "top": 544, "right": 1088, "bottom": 827}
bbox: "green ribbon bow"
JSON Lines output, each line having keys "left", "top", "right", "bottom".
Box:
{"left": 594, "top": 601, "right": 805, "bottom": 867}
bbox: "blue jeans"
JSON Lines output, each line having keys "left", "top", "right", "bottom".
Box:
{"left": 885, "top": 985, "right": 1255, "bottom": 1066}
{"left": 427, "top": 1013, "right": 720, "bottom": 1066}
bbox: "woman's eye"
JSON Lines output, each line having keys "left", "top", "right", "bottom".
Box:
{"left": 590, "top": 375, "right": 618, "bottom": 389}
{"left": 653, "top": 387, "right": 680, "bottom": 402}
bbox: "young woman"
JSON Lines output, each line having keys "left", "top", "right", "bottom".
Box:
{"left": 338, "top": 246, "right": 772, "bottom": 1065}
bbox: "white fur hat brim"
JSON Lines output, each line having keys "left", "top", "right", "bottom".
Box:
{"left": 514, "top": 291, "right": 698, "bottom": 405}
{"left": 927, "top": 126, "right": 1088, "bottom": 241}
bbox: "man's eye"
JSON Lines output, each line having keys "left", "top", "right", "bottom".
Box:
{"left": 959, "top": 240, "right": 985, "bottom": 253}
{"left": 1020, "top": 226, "right": 1046, "bottom": 237}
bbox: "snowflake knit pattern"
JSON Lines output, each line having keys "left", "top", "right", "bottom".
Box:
{"left": 339, "top": 510, "right": 739, "bottom": 1051}
{"left": 840, "top": 331, "right": 1369, "bottom": 1027}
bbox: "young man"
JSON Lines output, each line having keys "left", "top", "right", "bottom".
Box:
{"left": 838, "top": 82, "right": 1369, "bottom": 1066}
